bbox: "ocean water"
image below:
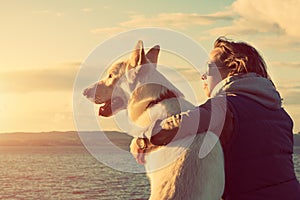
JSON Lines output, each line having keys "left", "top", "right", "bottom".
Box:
{"left": 0, "top": 146, "right": 299, "bottom": 200}
{"left": 0, "top": 146, "right": 150, "bottom": 200}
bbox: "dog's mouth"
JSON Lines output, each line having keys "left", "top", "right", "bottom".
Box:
{"left": 98, "top": 97, "right": 124, "bottom": 117}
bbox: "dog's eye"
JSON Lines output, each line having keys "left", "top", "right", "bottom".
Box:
{"left": 108, "top": 74, "right": 113, "bottom": 78}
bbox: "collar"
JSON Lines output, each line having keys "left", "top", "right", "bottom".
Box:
{"left": 146, "top": 89, "right": 178, "bottom": 109}
{"left": 136, "top": 137, "right": 151, "bottom": 150}
{"left": 136, "top": 137, "right": 159, "bottom": 152}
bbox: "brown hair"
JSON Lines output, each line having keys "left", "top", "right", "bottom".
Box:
{"left": 213, "top": 37, "right": 270, "bottom": 79}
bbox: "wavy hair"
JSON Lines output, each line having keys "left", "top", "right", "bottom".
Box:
{"left": 213, "top": 37, "right": 270, "bottom": 79}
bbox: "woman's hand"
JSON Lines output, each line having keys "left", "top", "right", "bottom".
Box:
{"left": 150, "top": 118, "right": 179, "bottom": 146}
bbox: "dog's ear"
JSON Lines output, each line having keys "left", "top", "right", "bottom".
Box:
{"left": 126, "top": 40, "right": 147, "bottom": 83}
{"left": 129, "top": 40, "right": 147, "bottom": 68}
{"left": 146, "top": 45, "right": 160, "bottom": 65}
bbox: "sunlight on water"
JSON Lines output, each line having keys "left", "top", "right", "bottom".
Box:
{"left": 0, "top": 147, "right": 150, "bottom": 200}
{"left": 0, "top": 146, "right": 299, "bottom": 199}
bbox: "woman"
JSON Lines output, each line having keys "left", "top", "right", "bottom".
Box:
{"left": 131, "top": 37, "right": 300, "bottom": 199}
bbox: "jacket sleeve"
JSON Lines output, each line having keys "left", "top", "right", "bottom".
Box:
{"left": 150, "top": 97, "right": 228, "bottom": 146}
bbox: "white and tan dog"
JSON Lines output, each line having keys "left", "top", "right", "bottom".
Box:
{"left": 83, "top": 41, "right": 224, "bottom": 200}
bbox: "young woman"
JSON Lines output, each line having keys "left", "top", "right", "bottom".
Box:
{"left": 131, "top": 37, "right": 300, "bottom": 199}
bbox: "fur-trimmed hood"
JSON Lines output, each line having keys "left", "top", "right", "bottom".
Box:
{"left": 211, "top": 73, "right": 282, "bottom": 110}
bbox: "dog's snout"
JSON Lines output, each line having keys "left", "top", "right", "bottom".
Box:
{"left": 83, "top": 83, "right": 99, "bottom": 100}
{"left": 83, "top": 88, "right": 89, "bottom": 97}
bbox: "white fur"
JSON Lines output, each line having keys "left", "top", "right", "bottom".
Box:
{"left": 139, "top": 98, "right": 225, "bottom": 200}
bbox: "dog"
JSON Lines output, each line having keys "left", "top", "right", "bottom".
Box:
{"left": 83, "top": 40, "right": 224, "bottom": 200}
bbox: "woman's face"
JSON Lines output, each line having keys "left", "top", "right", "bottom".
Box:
{"left": 202, "top": 48, "right": 225, "bottom": 97}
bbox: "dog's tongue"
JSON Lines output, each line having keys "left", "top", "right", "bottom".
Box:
{"left": 98, "top": 97, "right": 124, "bottom": 117}
{"left": 99, "top": 102, "right": 112, "bottom": 117}
{"left": 137, "top": 149, "right": 146, "bottom": 164}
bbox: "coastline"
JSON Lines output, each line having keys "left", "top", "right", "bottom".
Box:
{"left": 0, "top": 131, "right": 299, "bottom": 147}
{"left": 0, "top": 131, "right": 133, "bottom": 151}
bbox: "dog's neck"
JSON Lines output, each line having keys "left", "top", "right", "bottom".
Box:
{"left": 127, "top": 84, "right": 181, "bottom": 128}
{"left": 146, "top": 89, "right": 178, "bottom": 109}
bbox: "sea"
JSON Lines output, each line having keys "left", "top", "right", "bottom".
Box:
{"left": 0, "top": 146, "right": 299, "bottom": 200}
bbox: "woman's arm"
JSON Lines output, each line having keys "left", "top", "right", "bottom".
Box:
{"left": 130, "top": 97, "right": 231, "bottom": 164}
{"left": 150, "top": 97, "right": 228, "bottom": 146}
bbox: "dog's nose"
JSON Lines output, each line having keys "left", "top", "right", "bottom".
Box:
{"left": 83, "top": 88, "right": 89, "bottom": 97}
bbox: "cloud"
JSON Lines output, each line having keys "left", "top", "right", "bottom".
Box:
{"left": 0, "top": 62, "right": 81, "bottom": 93}
{"left": 90, "top": 0, "right": 300, "bottom": 51}
{"left": 33, "top": 9, "right": 51, "bottom": 14}
{"left": 282, "top": 90, "right": 300, "bottom": 105}
{"left": 90, "top": 27, "right": 126, "bottom": 36}
{"left": 278, "top": 83, "right": 300, "bottom": 91}
{"left": 90, "top": 11, "right": 236, "bottom": 35}
{"left": 159, "top": 66, "right": 203, "bottom": 83}
{"left": 271, "top": 61, "right": 300, "bottom": 69}
{"left": 276, "top": 81, "right": 300, "bottom": 106}
{"left": 81, "top": 8, "right": 93, "bottom": 13}
{"left": 209, "top": 0, "right": 300, "bottom": 50}
{"left": 33, "top": 9, "right": 65, "bottom": 17}
{"left": 120, "top": 12, "right": 235, "bottom": 29}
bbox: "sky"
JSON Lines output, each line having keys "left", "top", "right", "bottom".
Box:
{"left": 1, "top": 0, "right": 300, "bottom": 133}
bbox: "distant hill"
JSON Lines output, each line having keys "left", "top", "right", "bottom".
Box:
{"left": 0, "top": 131, "right": 299, "bottom": 149}
{"left": 0, "top": 131, "right": 133, "bottom": 151}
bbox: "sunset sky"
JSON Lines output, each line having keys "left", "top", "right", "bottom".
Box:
{"left": 1, "top": 0, "right": 300, "bottom": 133}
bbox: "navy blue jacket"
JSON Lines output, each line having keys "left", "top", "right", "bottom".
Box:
{"left": 222, "top": 95, "right": 300, "bottom": 199}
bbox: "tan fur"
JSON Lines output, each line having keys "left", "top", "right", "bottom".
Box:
{"left": 84, "top": 41, "right": 225, "bottom": 199}
{"left": 128, "top": 84, "right": 180, "bottom": 127}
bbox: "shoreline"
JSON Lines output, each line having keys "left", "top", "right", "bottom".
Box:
{"left": 0, "top": 131, "right": 299, "bottom": 147}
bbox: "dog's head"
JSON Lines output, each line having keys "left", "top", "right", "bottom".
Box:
{"left": 83, "top": 40, "right": 160, "bottom": 117}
